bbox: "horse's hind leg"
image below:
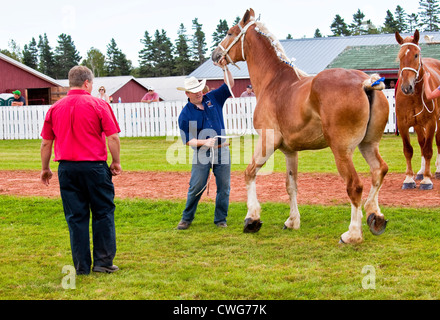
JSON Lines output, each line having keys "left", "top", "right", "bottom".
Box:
{"left": 331, "top": 147, "right": 365, "bottom": 244}
{"left": 283, "top": 151, "right": 300, "bottom": 230}
{"left": 358, "top": 141, "right": 389, "bottom": 236}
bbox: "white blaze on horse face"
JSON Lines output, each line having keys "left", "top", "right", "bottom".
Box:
{"left": 405, "top": 49, "right": 410, "bottom": 56}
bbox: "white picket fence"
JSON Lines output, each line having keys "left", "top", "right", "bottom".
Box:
{"left": 0, "top": 90, "right": 398, "bottom": 140}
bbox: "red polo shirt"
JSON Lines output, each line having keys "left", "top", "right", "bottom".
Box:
{"left": 41, "top": 90, "right": 120, "bottom": 162}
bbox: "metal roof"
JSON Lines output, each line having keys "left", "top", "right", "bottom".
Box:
{"left": 190, "top": 32, "right": 440, "bottom": 79}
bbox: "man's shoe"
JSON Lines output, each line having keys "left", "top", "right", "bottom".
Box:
{"left": 92, "top": 265, "right": 119, "bottom": 273}
{"left": 216, "top": 222, "right": 228, "bottom": 228}
{"left": 177, "top": 220, "right": 191, "bottom": 230}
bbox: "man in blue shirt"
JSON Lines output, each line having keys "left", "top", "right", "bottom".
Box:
{"left": 12, "top": 90, "right": 26, "bottom": 106}
{"left": 177, "top": 61, "right": 235, "bottom": 230}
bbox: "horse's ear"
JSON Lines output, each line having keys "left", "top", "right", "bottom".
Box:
{"left": 413, "top": 29, "right": 420, "bottom": 44}
{"left": 242, "top": 9, "right": 251, "bottom": 24}
{"left": 395, "top": 31, "right": 404, "bottom": 45}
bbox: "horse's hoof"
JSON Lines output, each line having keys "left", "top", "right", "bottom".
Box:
{"left": 435, "top": 172, "right": 440, "bottom": 180}
{"left": 338, "top": 237, "right": 346, "bottom": 244}
{"left": 419, "top": 183, "right": 433, "bottom": 190}
{"left": 283, "top": 224, "right": 292, "bottom": 230}
{"left": 243, "top": 218, "right": 262, "bottom": 233}
{"left": 415, "top": 174, "right": 424, "bottom": 181}
{"left": 402, "top": 182, "right": 416, "bottom": 189}
{"left": 367, "top": 214, "right": 388, "bottom": 236}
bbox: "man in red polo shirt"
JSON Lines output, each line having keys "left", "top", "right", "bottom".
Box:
{"left": 40, "top": 66, "right": 122, "bottom": 275}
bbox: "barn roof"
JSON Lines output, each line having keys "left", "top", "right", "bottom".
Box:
{"left": 137, "top": 76, "right": 187, "bottom": 101}
{"left": 328, "top": 43, "right": 440, "bottom": 71}
{"left": 190, "top": 31, "right": 440, "bottom": 79}
{"left": 0, "top": 52, "right": 62, "bottom": 87}
{"left": 58, "top": 75, "right": 188, "bottom": 101}
{"left": 58, "top": 75, "right": 150, "bottom": 97}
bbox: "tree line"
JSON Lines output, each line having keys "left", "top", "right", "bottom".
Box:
{"left": 1, "top": 0, "right": 440, "bottom": 79}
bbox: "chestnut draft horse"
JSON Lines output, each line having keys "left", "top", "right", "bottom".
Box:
{"left": 212, "top": 8, "right": 389, "bottom": 244}
{"left": 395, "top": 30, "right": 440, "bottom": 190}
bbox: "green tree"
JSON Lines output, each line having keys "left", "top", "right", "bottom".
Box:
{"left": 191, "top": 18, "right": 208, "bottom": 67}
{"left": 383, "top": 10, "right": 399, "bottom": 33}
{"left": 408, "top": 13, "right": 419, "bottom": 32}
{"left": 151, "top": 29, "right": 175, "bottom": 77}
{"left": 419, "top": 0, "right": 440, "bottom": 31}
{"left": 313, "top": 29, "right": 323, "bottom": 38}
{"left": 211, "top": 19, "right": 229, "bottom": 49}
{"left": 106, "top": 38, "right": 132, "bottom": 76}
{"left": 81, "top": 47, "right": 106, "bottom": 77}
{"left": 1, "top": 39, "right": 22, "bottom": 62}
{"left": 330, "top": 14, "right": 351, "bottom": 36}
{"left": 138, "top": 31, "right": 154, "bottom": 77}
{"left": 22, "top": 37, "right": 39, "bottom": 69}
{"left": 174, "top": 23, "right": 194, "bottom": 76}
{"left": 38, "top": 33, "right": 55, "bottom": 78}
{"left": 350, "top": 9, "right": 368, "bottom": 35}
{"left": 54, "top": 33, "right": 82, "bottom": 79}
{"left": 395, "top": 5, "right": 409, "bottom": 32}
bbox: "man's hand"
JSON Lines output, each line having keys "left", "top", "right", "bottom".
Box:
{"left": 40, "top": 169, "right": 53, "bottom": 186}
{"left": 110, "top": 162, "right": 122, "bottom": 176}
{"left": 203, "top": 138, "right": 217, "bottom": 148}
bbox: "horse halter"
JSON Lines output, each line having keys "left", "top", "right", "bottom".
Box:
{"left": 399, "top": 42, "right": 423, "bottom": 82}
{"left": 217, "top": 19, "right": 256, "bottom": 68}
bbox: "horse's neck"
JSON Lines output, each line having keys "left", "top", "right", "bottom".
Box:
{"left": 245, "top": 32, "right": 301, "bottom": 92}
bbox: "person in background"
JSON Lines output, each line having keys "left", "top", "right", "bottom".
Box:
{"left": 240, "top": 84, "right": 255, "bottom": 97}
{"left": 40, "top": 66, "right": 122, "bottom": 275}
{"left": 141, "top": 86, "right": 160, "bottom": 103}
{"left": 97, "top": 86, "right": 110, "bottom": 103}
{"left": 12, "top": 90, "right": 26, "bottom": 106}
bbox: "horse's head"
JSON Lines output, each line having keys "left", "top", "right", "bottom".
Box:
{"left": 395, "top": 30, "right": 422, "bottom": 95}
{"left": 211, "top": 8, "right": 256, "bottom": 66}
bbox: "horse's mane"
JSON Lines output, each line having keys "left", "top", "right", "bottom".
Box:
{"left": 254, "top": 21, "right": 309, "bottom": 79}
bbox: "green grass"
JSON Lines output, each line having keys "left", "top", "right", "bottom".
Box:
{"left": 0, "top": 134, "right": 420, "bottom": 173}
{"left": 0, "top": 134, "right": 439, "bottom": 300}
{"left": 0, "top": 196, "right": 439, "bottom": 300}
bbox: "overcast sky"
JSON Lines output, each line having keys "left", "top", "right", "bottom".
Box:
{"left": 1, "top": 0, "right": 421, "bottom": 67}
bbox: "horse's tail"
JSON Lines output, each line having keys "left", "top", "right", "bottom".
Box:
{"left": 363, "top": 74, "right": 386, "bottom": 91}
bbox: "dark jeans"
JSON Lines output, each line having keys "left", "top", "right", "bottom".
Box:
{"left": 58, "top": 161, "right": 116, "bottom": 275}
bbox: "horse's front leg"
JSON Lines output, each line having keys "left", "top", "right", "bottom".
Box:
{"left": 420, "top": 124, "right": 435, "bottom": 190}
{"left": 283, "top": 151, "right": 300, "bottom": 230}
{"left": 435, "top": 121, "right": 440, "bottom": 179}
{"left": 400, "top": 128, "right": 416, "bottom": 189}
{"left": 243, "top": 129, "right": 278, "bottom": 233}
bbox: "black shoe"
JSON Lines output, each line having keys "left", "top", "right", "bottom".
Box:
{"left": 177, "top": 220, "right": 191, "bottom": 230}
{"left": 92, "top": 265, "right": 119, "bottom": 273}
{"left": 216, "top": 222, "right": 228, "bottom": 228}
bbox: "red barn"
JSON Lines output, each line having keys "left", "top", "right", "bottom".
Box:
{"left": 0, "top": 52, "right": 62, "bottom": 105}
